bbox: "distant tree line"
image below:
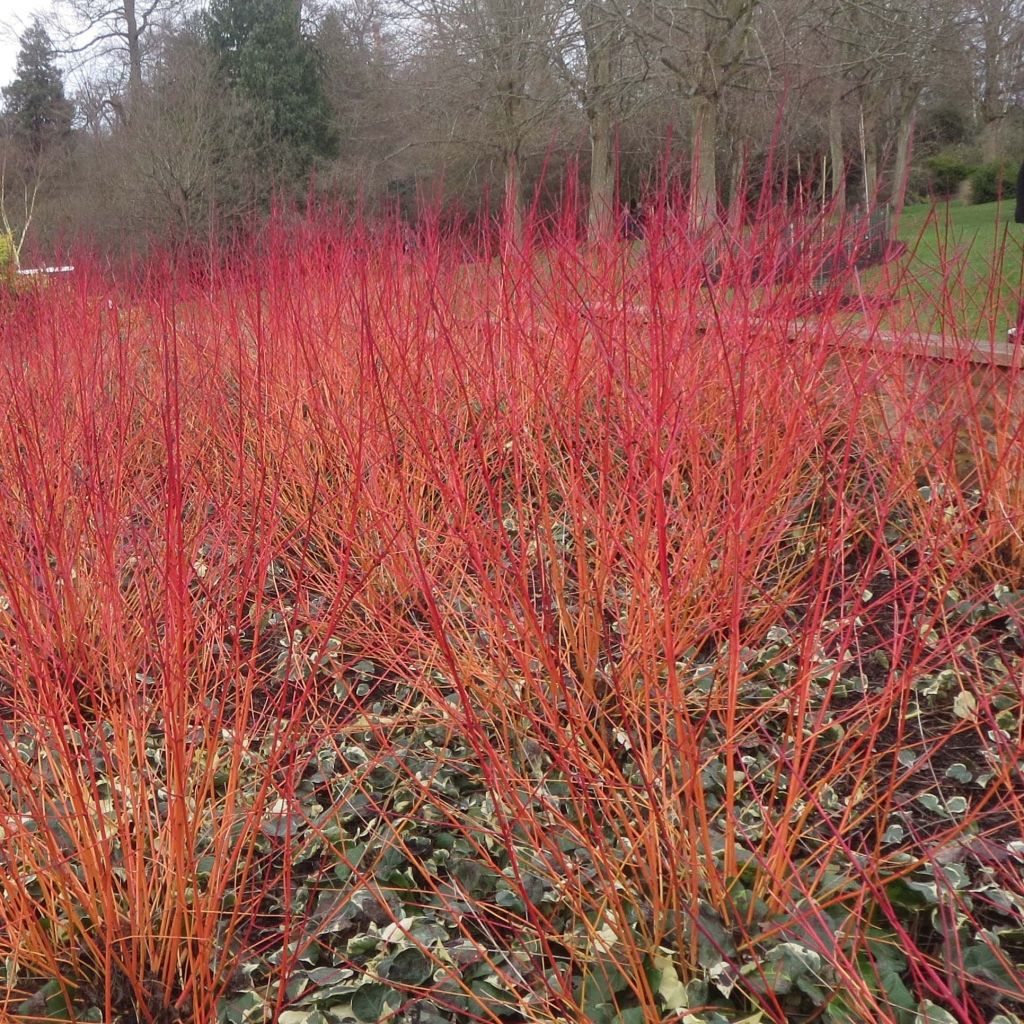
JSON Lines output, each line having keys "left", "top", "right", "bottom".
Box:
{"left": 2, "top": 0, "right": 1023, "bottom": 256}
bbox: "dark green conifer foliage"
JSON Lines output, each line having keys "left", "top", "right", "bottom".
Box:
{"left": 205, "top": 0, "right": 336, "bottom": 185}
{"left": 2, "top": 19, "right": 74, "bottom": 155}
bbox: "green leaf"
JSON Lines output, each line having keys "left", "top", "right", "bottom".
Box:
{"left": 883, "top": 822, "right": 906, "bottom": 844}
{"left": 467, "top": 979, "right": 519, "bottom": 1018}
{"left": 346, "top": 934, "right": 380, "bottom": 957}
{"left": 614, "top": 1008, "right": 646, "bottom": 1024}
{"left": 17, "top": 979, "right": 74, "bottom": 1021}
{"left": 399, "top": 1001, "right": 452, "bottom": 1024}
{"left": 905, "top": 877, "right": 940, "bottom": 903}
{"left": 862, "top": 927, "right": 908, "bottom": 976}
{"left": 451, "top": 857, "right": 499, "bottom": 898}
{"left": 961, "top": 940, "right": 1017, "bottom": 988}
{"left": 578, "top": 1003, "right": 647, "bottom": 1024}
{"left": 886, "top": 877, "right": 933, "bottom": 910}
{"left": 914, "top": 1001, "right": 958, "bottom": 1024}
{"left": 579, "top": 1001, "right": 617, "bottom": 1024}
{"left": 694, "top": 901, "right": 736, "bottom": 968}
{"left": 295, "top": 966, "right": 358, "bottom": 1006}
{"left": 260, "top": 810, "right": 306, "bottom": 838}
{"left": 849, "top": 933, "right": 915, "bottom": 1024}
{"left": 494, "top": 885, "right": 526, "bottom": 916}
{"left": 952, "top": 689, "right": 977, "bottom": 720}
{"left": 582, "top": 956, "right": 632, "bottom": 1011}
{"left": 382, "top": 947, "right": 433, "bottom": 986}
{"left": 875, "top": 963, "right": 916, "bottom": 1024}
{"left": 825, "top": 994, "right": 860, "bottom": 1024}
{"left": 217, "top": 989, "right": 266, "bottom": 1024}
{"left": 763, "top": 941, "right": 823, "bottom": 996}
{"left": 351, "top": 984, "right": 389, "bottom": 1023}
{"left": 651, "top": 952, "right": 688, "bottom": 1011}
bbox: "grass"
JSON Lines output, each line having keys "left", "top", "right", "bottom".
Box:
{"left": 886, "top": 199, "right": 1024, "bottom": 336}
{"left": 0, "top": 205, "right": 1022, "bottom": 1024}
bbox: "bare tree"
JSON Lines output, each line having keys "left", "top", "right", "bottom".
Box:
{"left": 882, "top": 2, "right": 955, "bottom": 218}
{"left": 393, "top": 0, "right": 567, "bottom": 233}
{"left": 619, "top": 0, "right": 763, "bottom": 221}
{"left": 45, "top": 0, "right": 189, "bottom": 115}
{"left": 4, "top": 0, "right": 1016, "bottom": 252}
{"left": 809, "top": 0, "right": 954, "bottom": 213}
{"left": 0, "top": 132, "right": 69, "bottom": 266}
{"left": 961, "top": 0, "right": 1024, "bottom": 160}
{"left": 316, "top": 0, "right": 410, "bottom": 198}
{"left": 549, "top": 0, "right": 645, "bottom": 236}
{"left": 122, "top": 29, "right": 261, "bottom": 238}
{"left": 0, "top": 150, "right": 41, "bottom": 268}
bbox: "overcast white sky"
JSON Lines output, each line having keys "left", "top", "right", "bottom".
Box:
{"left": 0, "top": 2, "right": 50, "bottom": 90}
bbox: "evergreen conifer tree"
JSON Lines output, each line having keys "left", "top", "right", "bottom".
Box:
{"left": 204, "top": 0, "right": 335, "bottom": 185}
{"left": 2, "top": 19, "right": 74, "bottom": 155}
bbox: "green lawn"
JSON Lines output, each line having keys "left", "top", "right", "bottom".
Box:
{"left": 888, "top": 198, "right": 1024, "bottom": 336}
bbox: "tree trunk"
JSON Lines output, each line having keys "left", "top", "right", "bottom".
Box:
{"left": 980, "top": 119, "right": 1003, "bottom": 162}
{"left": 499, "top": 74, "right": 525, "bottom": 245}
{"left": 579, "top": 0, "right": 618, "bottom": 240}
{"left": 979, "top": 23, "right": 1004, "bottom": 161}
{"left": 859, "top": 105, "right": 878, "bottom": 210}
{"left": 503, "top": 149, "right": 522, "bottom": 248}
{"left": 863, "top": 143, "right": 878, "bottom": 209}
{"left": 691, "top": 93, "right": 718, "bottom": 225}
{"left": 828, "top": 93, "right": 845, "bottom": 209}
{"left": 124, "top": 0, "right": 144, "bottom": 107}
{"left": 890, "top": 92, "right": 918, "bottom": 226}
{"left": 726, "top": 140, "right": 747, "bottom": 229}
{"left": 588, "top": 109, "right": 616, "bottom": 239}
